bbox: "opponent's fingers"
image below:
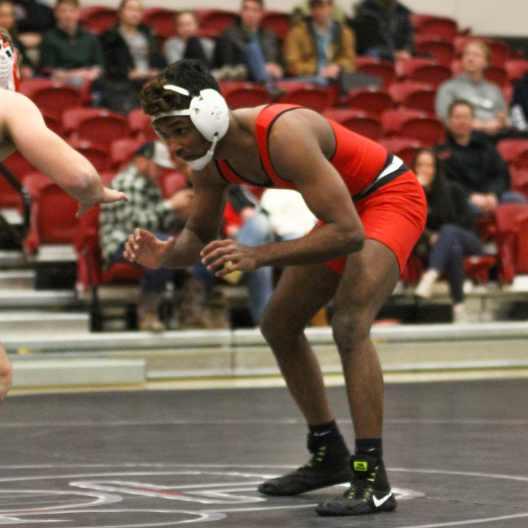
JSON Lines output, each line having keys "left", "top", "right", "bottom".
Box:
{"left": 215, "top": 259, "right": 241, "bottom": 278}
{"left": 101, "top": 188, "right": 128, "bottom": 204}
{"left": 206, "top": 253, "right": 238, "bottom": 272}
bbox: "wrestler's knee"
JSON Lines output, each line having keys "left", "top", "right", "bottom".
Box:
{"left": 0, "top": 344, "right": 12, "bottom": 400}
{"left": 260, "top": 305, "right": 303, "bottom": 348}
{"left": 331, "top": 306, "right": 371, "bottom": 355}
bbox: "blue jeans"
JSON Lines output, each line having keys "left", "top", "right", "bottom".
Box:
{"left": 244, "top": 39, "right": 269, "bottom": 83}
{"left": 429, "top": 224, "right": 483, "bottom": 303}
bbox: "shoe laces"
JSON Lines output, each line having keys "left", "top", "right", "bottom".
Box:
{"left": 304, "top": 445, "right": 328, "bottom": 469}
{"left": 344, "top": 467, "right": 376, "bottom": 500}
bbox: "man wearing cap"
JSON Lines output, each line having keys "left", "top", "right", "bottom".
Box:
{"left": 100, "top": 141, "right": 193, "bottom": 331}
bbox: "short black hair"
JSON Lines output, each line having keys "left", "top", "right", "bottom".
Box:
{"left": 140, "top": 59, "right": 220, "bottom": 116}
{"left": 447, "top": 98, "right": 475, "bottom": 117}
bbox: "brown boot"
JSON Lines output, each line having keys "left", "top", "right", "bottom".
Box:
{"left": 203, "top": 287, "right": 230, "bottom": 329}
{"left": 137, "top": 293, "right": 165, "bottom": 332}
{"left": 177, "top": 277, "right": 209, "bottom": 329}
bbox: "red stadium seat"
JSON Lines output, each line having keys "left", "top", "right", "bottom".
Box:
{"left": 276, "top": 83, "right": 333, "bottom": 112}
{"left": 396, "top": 57, "right": 436, "bottom": 78}
{"left": 412, "top": 14, "right": 458, "bottom": 39}
{"left": 414, "top": 37, "right": 455, "bottom": 67}
{"left": 495, "top": 204, "right": 528, "bottom": 282}
{"left": 221, "top": 82, "right": 272, "bottom": 109}
{"left": 195, "top": 9, "right": 238, "bottom": 38}
{"left": 42, "top": 111, "right": 64, "bottom": 136}
{"left": 403, "top": 64, "right": 452, "bottom": 87}
{"left": 505, "top": 60, "right": 528, "bottom": 82}
{"left": 159, "top": 172, "right": 188, "bottom": 197}
{"left": 343, "top": 88, "right": 393, "bottom": 116}
{"left": 389, "top": 81, "right": 433, "bottom": 104}
{"left": 63, "top": 108, "right": 130, "bottom": 146}
{"left": 464, "top": 255, "right": 497, "bottom": 284}
{"left": 128, "top": 108, "right": 157, "bottom": 141}
{"left": 0, "top": 166, "right": 23, "bottom": 208}
{"left": 382, "top": 109, "right": 444, "bottom": 145}
{"left": 324, "top": 109, "right": 383, "bottom": 140}
{"left": 79, "top": 6, "right": 117, "bottom": 34}
{"left": 509, "top": 167, "right": 528, "bottom": 197}
{"left": 19, "top": 79, "right": 82, "bottom": 120}
{"left": 261, "top": 11, "right": 291, "bottom": 40}
{"left": 143, "top": 7, "right": 177, "bottom": 39}
{"left": 110, "top": 137, "right": 144, "bottom": 169}
{"left": 484, "top": 65, "right": 508, "bottom": 87}
{"left": 2, "top": 151, "right": 35, "bottom": 180}
{"left": 356, "top": 57, "right": 396, "bottom": 89}
{"left": 497, "top": 138, "right": 528, "bottom": 164}
{"left": 24, "top": 174, "right": 79, "bottom": 253}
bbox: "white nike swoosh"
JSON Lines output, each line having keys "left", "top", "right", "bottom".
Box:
{"left": 372, "top": 492, "right": 393, "bottom": 508}
{"left": 312, "top": 430, "right": 332, "bottom": 437}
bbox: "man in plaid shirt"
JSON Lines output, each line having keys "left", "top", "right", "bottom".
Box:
{"left": 100, "top": 141, "right": 192, "bottom": 331}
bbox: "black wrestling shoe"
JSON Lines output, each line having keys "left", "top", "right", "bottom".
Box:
{"left": 258, "top": 434, "right": 352, "bottom": 496}
{"left": 316, "top": 453, "right": 397, "bottom": 516}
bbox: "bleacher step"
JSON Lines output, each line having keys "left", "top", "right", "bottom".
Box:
{"left": 0, "top": 311, "right": 89, "bottom": 337}
{"left": 0, "top": 250, "right": 25, "bottom": 268}
{"left": 0, "top": 270, "right": 35, "bottom": 290}
{"left": 0, "top": 288, "right": 78, "bottom": 309}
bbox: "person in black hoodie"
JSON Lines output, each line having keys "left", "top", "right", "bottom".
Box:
{"left": 435, "top": 99, "right": 526, "bottom": 215}
{"left": 99, "top": 0, "right": 166, "bottom": 113}
{"left": 351, "top": 0, "right": 414, "bottom": 61}
{"left": 413, "top": 148, "right": 483, "bottom": 323}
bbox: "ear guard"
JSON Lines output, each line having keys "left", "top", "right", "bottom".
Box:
{"left": 151, "top": 85, "right": 230, "bottom": 143}
{"left": 0, "top": 31, "right": 20, "bottom": 92}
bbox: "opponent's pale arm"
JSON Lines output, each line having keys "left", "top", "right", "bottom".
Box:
{"left": 3, "top": 91, "right": 105, "bottom": 205}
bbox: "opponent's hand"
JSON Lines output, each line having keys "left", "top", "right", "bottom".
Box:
{"left": 77, "top": 186, "right": 128, "bottom": 217}
{"left": 0, "top": 344, "right": 12, "bottom": 401}
{"left": 201, "top": 239, "right": 259, "bottom": 277}
{"left": 124, "top": 228, "right": 172, "bottom": 269}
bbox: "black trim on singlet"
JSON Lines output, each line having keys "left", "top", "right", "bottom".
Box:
{"left": 353, "top": 154, "right": 409, "bottom": 202}
{"left": 226, "top": 160, "right": 272, "bottom": 187}
{"left": 214, "top": 160, "right": 231, "bottom": 185}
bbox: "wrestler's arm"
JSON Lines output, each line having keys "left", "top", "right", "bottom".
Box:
{"left": 203, "top": 113, "right": 364, "bottom": 272}
{"left": 1, "top": 90, "right": 125, "bottom": 212}
{"left": 124, "top": 165, "right": 228, "bottom": 269}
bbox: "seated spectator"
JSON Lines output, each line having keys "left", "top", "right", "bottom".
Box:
{"left": 351, "top": 0, "right": 413, "bottom": 61}
{"left": 436, "top": 40, "right": 508, "bottom": 136}
{"left": 510, "top": 73, "right": 528, "bottom": 132}
{"left": 11, "top": 0, "right": 53, "bottom": 34}
{"left": 213, "top": 0, "right": 283, "bottom": 83}
{"left": 99, "top": 0, "right": 166, "bottom": 113}
{"left": 413, "top": 149, "right": 482, "bottom": 323}
{"left": 39, "top": 0, "right": 103, "bottom": 87}
{"left": 0, "top": 0, "right": 33, "bottom": 75}
{"left": 100, "top": 141, "right": 192, "bottom": 332}
{"left": 163, "top": 10, "right": 214, "bottom": 67}
{"left": 284, "top": 0, "right": 355, "bottom": 87}
{"left": 435, "top": 100, "right": 526, "bottom": 216}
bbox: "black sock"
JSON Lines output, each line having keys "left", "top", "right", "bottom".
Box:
{"left": 308, "top": 420, "right": 341, "bottom": 440}
{"left": 355, "top": 438, "right": 383, "bottom": 457}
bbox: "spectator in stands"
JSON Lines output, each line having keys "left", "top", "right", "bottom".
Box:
{"left": 11, "top": 0, "right": 53, "bottom": 34}
{"left": 100, "top": 141, "right": 192, "bottom": 332}
{"left": 39, "top": 0, "right": 103, "bottom": 87}
{"left": 213, "top": 0, "right": 283, "bottom": 83}
{"left": 436, "top": 100, "right": 525, "bottom": 215}
{"left": 510, "top": 73, "right": 528, "bottom": 131}
{"left": 436, "top": 40, "right": 508, "bottom": 136}
{"left": 351, "top": 0, "right": 413, "bottom": 61}
{"left": 0, "top": 0, "right": 33, "bottom": 75}
{"left": 413, "top": 148, "right": 482, "bottom": 323}
{"left": 284, "top": 0, "right": 355, "bottom": 87}
{"left": 163, "top": 10, "right": 214, "bottom": 67}
{"left": 99, "top": 0, "right": 166, "bottom": 113}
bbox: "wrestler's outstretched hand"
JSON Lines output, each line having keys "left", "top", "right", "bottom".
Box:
{"left": 201, "top": 239, "right": 259, "bottom": 278}
{"left": 0, "top": 344, "right": 12, "bottom": 401}
{"left": 124, "top": 228, "right": 173, "bottom": 269}
{"left": 77, "top": 186, "right": 128, "bottom": 217}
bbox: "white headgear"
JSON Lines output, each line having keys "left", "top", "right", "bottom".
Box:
{"left": 0, "top": 32, "right": 19, "bottom": 91}
{"left": 151, "top": 84, "right": 230, "bottom": 171}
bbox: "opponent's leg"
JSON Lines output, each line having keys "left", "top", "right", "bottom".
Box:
{"left": 258, "top": 263, "right": 351, "bottom": 496}
{"left": 317, "top": 240, "right": 400, "bottom": 516}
